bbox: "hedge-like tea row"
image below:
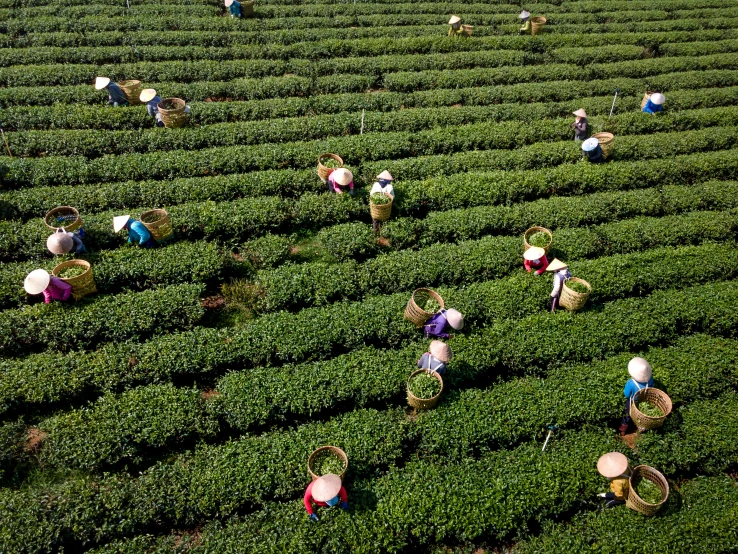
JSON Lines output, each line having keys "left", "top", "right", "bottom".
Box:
{"left": 0, "top": 408, "right": 411, "bottom": 554}
{"left": 7, "top": 102, "right": 738, "bottom": 160}
{"left": 2, "top": 242, "right": 734, "bottom": 421}
{"left": 256, "top": 209, "right": 738, "bottom": 311}
{"left": 0, "top": 283, "right": 204, "bottom": 355}
{"left": 2, "top": 117, "right": 736, "bottom": 191}
{"left": 0, "top": 241, "right": 225, "bottom": 309}
{"left": 512, "top": 476, "right": 738, "bottom": 554}
{"left": 321, "top": 180, "right": 738, "bottom": 260}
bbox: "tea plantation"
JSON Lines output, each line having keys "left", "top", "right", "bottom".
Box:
{"left": 1, "top": 0, "right": 737, "bottom": 552}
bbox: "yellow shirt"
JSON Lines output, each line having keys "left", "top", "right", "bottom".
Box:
{"left": 448, "top": 26, "right": 464, "bottom": 37}
{"left": 610, "top": 477, "right": 629, "bottom": 500}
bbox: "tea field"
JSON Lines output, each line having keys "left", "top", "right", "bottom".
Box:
{"left": 1, "top": 0, "right": 738, "bottom": 551}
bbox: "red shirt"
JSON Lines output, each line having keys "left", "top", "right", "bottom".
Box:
{"left": 524, "top": 255, "right": 549, "bottom": 275}
{"left": 303, "top": 481, "right": 348, "bottom": 514}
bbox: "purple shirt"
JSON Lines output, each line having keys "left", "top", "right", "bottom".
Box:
{"left": 424, "top": 310, "right": 450, "bottom": 339}
{"left": 42, "top": 277, "right": 72, "bottom": 304}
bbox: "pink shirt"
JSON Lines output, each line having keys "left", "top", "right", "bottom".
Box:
{"left": 303, "top": 481, "right": 348, "bottom": 514}
{"left": 42, "top": 277, "right": 72, "bottom": 304}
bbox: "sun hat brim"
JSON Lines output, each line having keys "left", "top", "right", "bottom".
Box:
{"left": 524, "top": 246, "right": 546, "bottom": 261}
{"left": 333, "top": 168, "right": 353, "bottom": 186}
{"left": 572, "top": 109, "right": 587, "bottom": 118}
{"left": 597, "top": 452, "right": 629, "bottom": 478}
{"left": 114, "top": 215, "right": 131, "bottom": 233}
{"left": 628, "top": 357, "right": 652, "bottom": 382}
{"left": 312, "top": 474, "right": 342, "bottom": 502}
{"left": 94, "top": 77, "right": 111, "bottom": 90}
{"left": 446, "top": 309, "right": 464, "bottom": 330}
{"left": 582, "top": 137, "right": 599, "bottom": 152}
{"left": 139, "top": 88, "right": 157, "bottom": 103}
{"left": 377, "top": 170, "right": 394, "bottom": 181}
{"left": 24, "top": 269, "right": 51, "bottom": 295}
{"left": 519, "top": 10, "right": 530, "bottom": 18}
{"left": 651, "top": 93, "right": 665, "bottom": 105}
{"left": 545, "top": 258, "right": 568, "bottom": 272}
{"left": 429, "top": 340, "right": 452, "bottom": 362}
{"left": 448, "top": 15, "right": 461, "bottom": 24}
{"left": 225, "top": 0, "right": 233, "bottom": 6}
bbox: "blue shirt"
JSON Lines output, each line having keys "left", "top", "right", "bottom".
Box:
{"left": 145, "top": 95, "right": 162, "bottom": 117}
{"left": 229, "top": 0, "right": 242, "bottom": 16}
{"left": 418, "top": 353, "right": 447, "bottom": 375}
{"left": 623, "top": 377, "right": 655, "bottom": 399}
{"left": 642, "top": 99, "right": 663, "bottom": 114}
{"left": 586, "top": 144, "right": 603, "bottom": 163}
{"left": 126, "top": 219, "right": 152, "bottom": 246}
{"left": 107, "top": 82, "right": 128, "bottom": 105}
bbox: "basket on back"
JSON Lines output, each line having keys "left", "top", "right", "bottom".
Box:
{"left": 369, "top": 192, "right": 393, "bottom": 221}
{"left": 523, "top": 226, "right": 553, "bottom": 254}
{"left": 592, "top": 132, "right": 614, "bottom": 160}
{"left": 307, "top": 445, "right": 348, "bottom": 481}
{"left": 530, "top": 16, "right": 546, "bottom": 35}
{"left": 629, "top": 388, "right": 672, "bottom": 431}
{"left": 51, "top": 260, "right": 96, "bottom": 300}
{"left": 461, "top": 24, "right": 473, "bottom": 37}
{"left": 140, "top": 209, "right": 174, "bottom": 243}
{"left": 559, "top": 278, "right": 591, "bottom": 312}
{"left": 119, "top": 80, "right": 142, "bottom": 105}
{"left": 626, "top": 465, "right": 669, "bottom": 516}
{"left": 641, "top": 91, "right": 656, "bottom": 110}
{"left": 158, "top": 98, "right": 189, "bottom": 128}
{"left": 44, "top": 206, "right": 83, "bottom": 233}
{"left": 404, "top": 288, "right": 444, "bottom": 327}
{"left": 242, "top": 0, "right": 254, "bottom": 15}
{"left": 407, "top": 369, "right": 444, "bottom": 410}
{"left": 317, "top": 153, "right": 343, "bottom": 181}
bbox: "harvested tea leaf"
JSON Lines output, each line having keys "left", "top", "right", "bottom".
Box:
{"left": 637, "top": 401, "right": 664, "bottom": 418}
{"left": 633, "top": 476, "right": 663, "bottom": 504}
{"left": 370, "top": 193, "right": 391, "bottom": 205}
{"left": 566, "top": 280, "right": 590, "bottom": 294}
{"left": 409, "top": 373, "right": 442, "bottom": 399}
{"left": 321, "top": 157, "right": 341, "bottom": 169}
{"left": 423, "top": 297, "right": 441, "bottom": 313}
{"left": 528, "top": 231, "right": 551, "bottom": 248}
{"left": 311, "top": 450, "right": 346, "bottom": 476}
{"left": 58, "top": 266, "right": 86, "bottom": 279}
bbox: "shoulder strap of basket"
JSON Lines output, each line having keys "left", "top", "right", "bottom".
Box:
{"left": 425, "top": 353, "right": 433, "bottom": 371}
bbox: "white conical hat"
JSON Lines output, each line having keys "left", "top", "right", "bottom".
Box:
{"left": 24, "top": 269, "right": 51, "bottom": 295}
{"left": 448, "top": 15, "right": 461, "bottom": 25}
{"left": 545, "top": 258, "right": 568, "bottom": 272}
{"left": 312, "top": 474, "right": 342, "bottom": 502}
{"left": 377, "top": 170, "right": 393, "bottom": 181}
{"left": 94, "top": 76, "right": 110, "bottom": 90}
{"left": 582, "top": 137, "right": 599, "bottom": 152}
{"left": 628, "top": 357, "right": 652, "bottom": 382}
{"left": 519, "top": 10, "right": 530, "bottom": 18}
{"left": 429, "top": 340, "right": 452, "bottom": 363}
{"left": 597, "top": 452, "right": 629, "bottom": 478}
{"left": 572, "top": 109, "right": 587, "bottom": 118}
{"left": 651, "top": 93, "right": 665, "bottom": 105}
{"left": 225, "top": 0, "right": 234, "bottom": 6}
{"left": 140, "top": 88, "right": 157, "bottom": 103}
{"left": 46, "top": 231, "right": 73, "bottom": 255}
{"left": 446, "top": 309, "right": 464, "bottom": 330}
{"left": 524, "top": 246, "right": 545, "bottom": 261}
{"left": 332, "top": 168, "right": 353, "bottom": 186}
{"left": 114, "top": 215, "right": 131, "bottom": 233}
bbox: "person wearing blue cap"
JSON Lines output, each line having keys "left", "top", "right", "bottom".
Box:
{"left": 582, "top": 137, "right": 603, "bottom": 163}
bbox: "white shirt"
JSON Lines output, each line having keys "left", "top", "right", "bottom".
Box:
{"left": 370, "top": 181, "right": 394, "bottom": 199}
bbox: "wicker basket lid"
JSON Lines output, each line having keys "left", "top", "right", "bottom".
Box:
{"left": 24, "top": 269, "right": 51, "bottom": 295}
{"left": 597, "top": 452, "right": 629, "bottom": 478}
{"left": 312, "top": 474, "right": 342, "bottom": 502}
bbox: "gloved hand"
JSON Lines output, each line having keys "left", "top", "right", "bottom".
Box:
{"left": 597, "top": 493, "right": 607, "bottom": 498}
{"left": 113, "top": 102, "right": 119, "bottom": 107}
{"left": 340, "top": 502, "right": 348, "bottom": 511}
{"left": 309, "top": 513, "right": 318, "bottom": 522}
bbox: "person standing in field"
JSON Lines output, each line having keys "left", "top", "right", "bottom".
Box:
{"left": 448, "top": 16, "right": 464, "bottom": 37}
{"left": 572, "top": 109, "right": 588, "bottom": 141}
{"left": 140, "top": 89, "right": 164, "bottom": 128}
{"left": 619, "top": 357, "right": 655, "bottom": 435}
{"left": 94, "top": 77, "right": 128, "bottom": 107}
{"left": 546, "top": 259, "right": 571, "bottom": 312}
{"left": 370, "top": 170, "right": 395, "bottom": 232}
{"left": 519, "top": 10, "right": 531, "bottom": 33}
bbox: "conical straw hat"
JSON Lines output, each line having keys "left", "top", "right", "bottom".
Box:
{"left": 446, "top": 309, "right": 463, "bottom": 330}
{"left": 312, "top": 474, "right": 342, "bottom": 502}
{"left": 225, "top": 0, "right": 234, "bottom": 6}
{"left": 94, "top": 77, "right": 110, "bottom": 90}
{"left": 332, "top": 168, "right": 353, "bottom": 186}
{"left": 582, "top": 137, "right": 599, "bottom": 152}
{"left": 628, "top": 357, "right": 652, "bottom": 382}
{"left": 524, "top": 246, "right": 545, "bottom": 261}
{"left": 519, "top": 10, "right": 530, "bottom": 18}
{"left": 139, "top": 88, "right": 157, "bottom": 103}
{"left": 24, "top": 269, "right": 51, "bottom": 295}
{"left": 114, "top": 215, "right": 131, "bottom": 233}
{"left": 46, "top": 231, "right": 73, "bottom": 255}
{"left": 545, "top": 258, "right": 568, "bottom": 272}
{"left": 448, "top": 15, "right": 461, "bottom": 24}
{"left": 597, "top": 452, "right": 629, "bottom": 478}
{"left": 572, "top": 109, "right": 587, "bottom": 118}
{"left": 377, "top": 170, "right": 393, "bottom": 181}
{"left": 429, "top": 340, "right": 452, "bottom": 362}
{"left": 651, "top": 93, "right": 665, "bottom": 105}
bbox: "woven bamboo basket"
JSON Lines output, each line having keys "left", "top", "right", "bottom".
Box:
{"left": 140, "top": 209, "right": 174, "bottom": 243}
{"left": 242, "top": 0, "right": 254, "bottom": 15}
{"left": 51, "top": 260, "right": 96, "bottom": 301}
{"left": 317, "top": 153, "right": 343, "bottom": 181}
{"left": 641, "top": 91, "right": 656, "bottom": 110}
{"left": 307, "top": 446, "right": 348, "bottom": 481}
{"left": 592, "top": 132, "right": 614, "bottom": 160}
{"left": 369, "top": 192, "right": 393, "bottom": 221}
{"left": 630, "top": 388, "right": 672, "bottom": 431}
{"left": 523, "top": 226, "right": 553, "bottom": 254}
{"left": 119, "top": 80, "right": 142, "bottom": 105}
{"left": 626, "top": 465, "right": 669, "bottom": 516}
{"left": 407, "top": 369, "right": 444, "bottom": 410}
{"left": 461, "top": 24, "right": 473, "bottom": 37}
{"left": 559, "top": 278, "right": 591, "bottom": 312}
{"left": 530, "top": 16, "right": 547, "bottom": 35}
{"left": 158, "top": 98, "right": 189, "bottom": 128}
{"left": 44, "top": 206, "right": 83, "bottom": 233}
{"left": 404, "top": 288, "right": 445, "bottom": 327}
